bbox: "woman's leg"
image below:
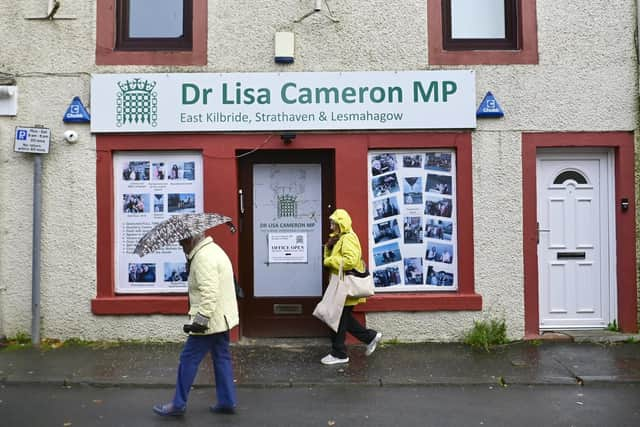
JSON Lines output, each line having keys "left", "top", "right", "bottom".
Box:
{"left": 173, "top": 335, "right": 210, "bottom": 408}
{"left": 210, "top": 331, "right": 237, "bottom": 409}
{"left": 330, "top": 307, "right": 350, "bottom": 359}
{"left": 344, "top": 307, "right": 377, "bottom": 344}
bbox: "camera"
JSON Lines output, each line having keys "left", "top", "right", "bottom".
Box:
{"left": 63, "top": 130, "right": 78, "bottom": 143}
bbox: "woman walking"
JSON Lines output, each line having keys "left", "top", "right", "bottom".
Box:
{"left": 321, "top": 209, "right": 382, "bottom": 365}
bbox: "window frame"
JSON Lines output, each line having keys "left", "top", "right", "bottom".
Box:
{"left": 428, "top": 0, "right": 538, "bottom": 65}
{"left": 115, "top": 0, "right": 193, "bottom": 51}
{"left": 96, "top": 0, "right": 207, "bottom": 66}
{"left": 356, "top": 132, "right": 482, "bottom": 313}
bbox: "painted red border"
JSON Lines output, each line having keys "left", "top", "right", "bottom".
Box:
{"left": 93, "top": 133, "right": 482, "bottom": 319}
{"left": 96, "top": 0, "right": 207, "bottom": 66}
{"left": 522, "top": 132, "right": 637, "bottom": 336}
{"left": 427, "top": 0, "right": 539, "bottom": 65}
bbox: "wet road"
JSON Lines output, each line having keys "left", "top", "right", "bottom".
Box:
{"left": 2, "top": 383, "right": 639, "bottom": 426}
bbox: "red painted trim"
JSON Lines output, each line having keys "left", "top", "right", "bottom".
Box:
{"left": 522, "top": 132, "right": 637, "bottom": 334}
{"left": 428, "top": 0, "right": 539, "bottom": 65}
{"left": 96, "top": 0, "right": 207, "bottom": 66}
{"left": 93, "top": 133, "right": 482, "bottom": 321}
{"left": 614, "top": 140, "right": 637, "bottom": 332}
{"left": 355, "top": 293, "right": 482, "bottom": 312}
{"left": 96, "top": 148, "right": 115, "bottom": 297}
{"left": 521, "top": 137, "right": 539, "bottom": 335}
{"left": 92, "top": 296, "right": 188, "bottom": 314}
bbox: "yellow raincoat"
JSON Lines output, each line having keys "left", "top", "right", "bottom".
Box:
{"left": 323, "top": 209, "right": 367, "bottom": 306}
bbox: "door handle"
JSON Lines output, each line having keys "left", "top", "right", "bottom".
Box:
{"left": 239, "top": 189, "right": 245, "bottom": 215}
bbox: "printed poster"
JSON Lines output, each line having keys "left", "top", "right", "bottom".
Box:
{"left": 368, "top": 150, "right": 458, "bottom": 292}
{"left": 114, "top": 152, "right": 203, "bottom": 293}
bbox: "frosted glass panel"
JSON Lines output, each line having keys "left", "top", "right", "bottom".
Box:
{"left": 451, "top": 0, "right": 506, "bottom": 39}
{"left": 253, "top": 164, "right": 323, "bottom": 297}
{"left": 129, "top": 0, "right": 183, "bottom": 38}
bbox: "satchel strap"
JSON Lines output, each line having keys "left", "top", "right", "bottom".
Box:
{"left": 339, "top": 258, "right": 368, "bottom": 279}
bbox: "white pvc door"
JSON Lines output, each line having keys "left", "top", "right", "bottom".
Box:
{"left": 536, "top": 150, "right": 616, "bottom": 330}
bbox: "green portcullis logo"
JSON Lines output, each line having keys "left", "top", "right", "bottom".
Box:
{"left": 116, "top": 78, "right": 158, "bottom": 127}
{"left": 277, "top": 194, "right": 298, "bottom": 218}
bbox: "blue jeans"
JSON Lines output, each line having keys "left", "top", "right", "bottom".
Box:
{"left": 173, "top": 331, "right": 237, "bottom": 410}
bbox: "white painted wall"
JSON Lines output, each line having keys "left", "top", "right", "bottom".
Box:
{"left": 0, "top": 0, "right": 637, "bottom": 342}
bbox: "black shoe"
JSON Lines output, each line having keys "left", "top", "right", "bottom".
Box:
{"left": 210, "top": 405, "right": 236, "bottom": 415}
{"left": 152, "top": 402, "right": 185, "bottom": 417}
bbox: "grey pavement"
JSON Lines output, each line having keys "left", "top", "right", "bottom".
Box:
{"left": 1, "top": 334, "right": 639, "bottom": 388}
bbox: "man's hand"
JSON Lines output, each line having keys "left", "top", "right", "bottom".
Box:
{"left": 183, "top": 313, "right": 210, "bottom": 334}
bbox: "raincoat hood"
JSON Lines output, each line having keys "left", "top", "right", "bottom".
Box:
{"left": 329, "top": 209, "right": 352, "bottom": 234}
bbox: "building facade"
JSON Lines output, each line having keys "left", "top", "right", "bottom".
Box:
{"left": 0, "top": 0, "right": 637, "bottom": 342}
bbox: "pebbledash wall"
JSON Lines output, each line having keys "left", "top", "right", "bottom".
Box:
{"left": 0, "top": 1, "right": 638, "bottom": 342}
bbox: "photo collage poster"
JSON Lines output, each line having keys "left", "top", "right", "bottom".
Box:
{"left": 114, "top": 152, "right": 203, "bottom": 293}
{"left": 368, "top": 150, "right": 457, "bottom": 291}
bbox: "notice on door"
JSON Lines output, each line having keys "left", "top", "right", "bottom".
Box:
{"left": 268, "top": 233, "right": 307, "bottom": 263}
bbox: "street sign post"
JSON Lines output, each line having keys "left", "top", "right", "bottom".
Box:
{"left": 14, "top": 125, "right": 50, "bottom": 345}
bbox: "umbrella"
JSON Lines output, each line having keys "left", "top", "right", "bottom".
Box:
{"left": 133, "top": 213, "right": 236, "bottom": 257}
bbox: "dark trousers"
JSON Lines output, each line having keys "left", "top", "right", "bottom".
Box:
{"left": 331, "top": 305, "right": 377, "bottom": 359}
{"left": 173, "top": 331, "right": 237, "bottom": 410}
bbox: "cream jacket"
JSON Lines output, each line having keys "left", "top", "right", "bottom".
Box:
{"left": 187, "top": 237, "right": 239, "bottom": 334}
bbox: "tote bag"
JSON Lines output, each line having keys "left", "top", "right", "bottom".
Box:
{"left": 343, "top": 261, "right": 375, "bottom": 298}
{"left": 313, "top": 273, "right": 348, "bottom": 332}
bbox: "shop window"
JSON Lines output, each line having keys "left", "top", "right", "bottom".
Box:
{"left": 115, "top": 152, "right": 202, "bottom": 294}
{"left": 428, "top": 0, "right": 538, "bottom": 65}
{"left": 96, "top": 0, "right": 207, "bottom": 65}
{"left": 369, "top": 150, "right": 458, "bottom": 292}
{"left": 358, "top": 133, "right": 481, "bottom": 313}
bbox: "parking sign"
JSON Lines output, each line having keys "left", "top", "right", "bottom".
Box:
{"left": 14, "top": 126, "right": 51, "bottom": 154}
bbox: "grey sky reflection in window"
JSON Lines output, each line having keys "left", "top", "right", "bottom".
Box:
{"left": 129, "top": 0, "right": 183, "bottom": 38}
{"left": 553, "top": 171, "right": 587, "bottom": 185}
{"left": 451, "top": 0, "right": 505, "bottom": 39}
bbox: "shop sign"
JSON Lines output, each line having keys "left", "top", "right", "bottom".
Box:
{"left": 91, "top": 71, "right": 476, "bottom": 132}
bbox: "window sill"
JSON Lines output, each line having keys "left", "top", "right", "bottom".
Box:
{"left": 354, "top": 293, "right": 482, "bottom": 312}
{"left": 92, "top": 296, "right": 188, "bottom": 315}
